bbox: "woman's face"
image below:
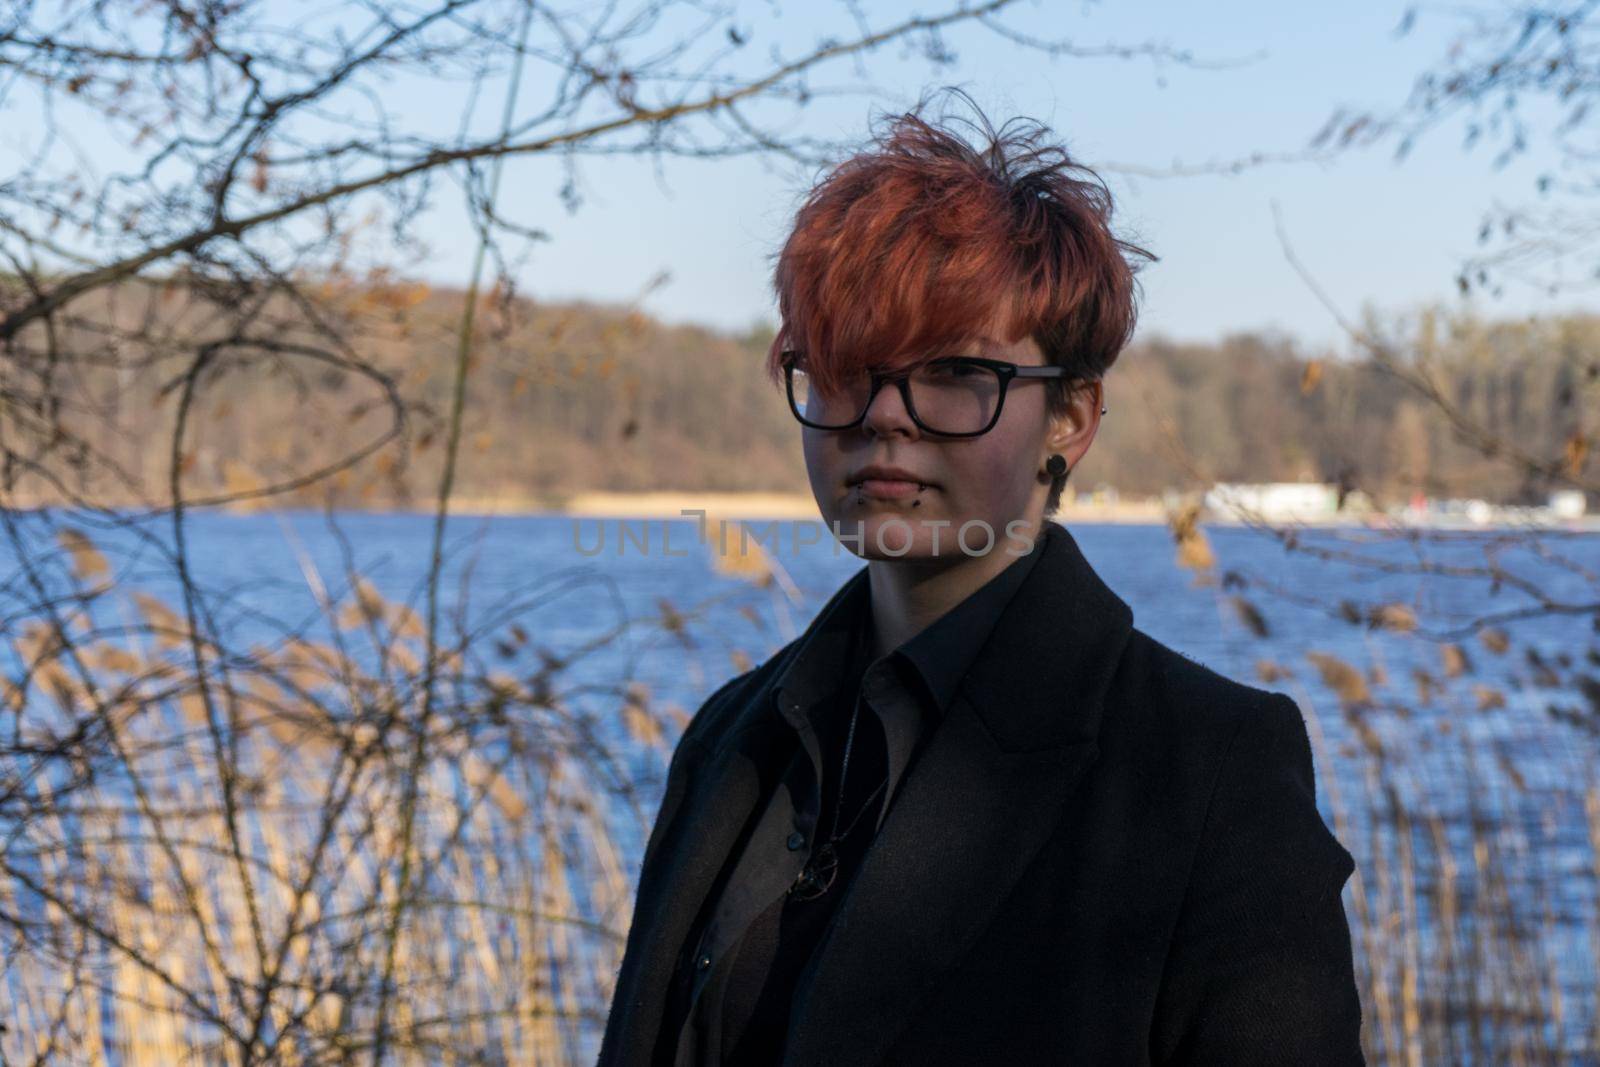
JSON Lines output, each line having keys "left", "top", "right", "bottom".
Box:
{"left": 802, "top": 324, "right": 1098, "bottom": 564}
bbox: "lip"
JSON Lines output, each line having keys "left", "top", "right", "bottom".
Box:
{"left": 847, "top": 464, "right": 935, "bottom": 487}
{"left": 847, "top": 464, "right": 937, "bottom": 501}
{"left": 855, "top": 479, "right": 927, "bottom": 501}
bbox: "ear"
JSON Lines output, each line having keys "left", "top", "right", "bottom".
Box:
{"left": 1046, "top": 379, "right": 1103, "bottom": 463}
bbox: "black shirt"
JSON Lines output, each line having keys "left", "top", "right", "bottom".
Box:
{"left": 658, "top": 535, "right": 1047, "bottom": 1065}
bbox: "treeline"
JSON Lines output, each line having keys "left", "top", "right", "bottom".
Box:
{"left": 2, "top": 276, "right": 1594, "bottom": 510}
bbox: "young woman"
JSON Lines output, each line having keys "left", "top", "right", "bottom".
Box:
{"left": 600, "top": 92, "right": 1364, "bottom": 1067}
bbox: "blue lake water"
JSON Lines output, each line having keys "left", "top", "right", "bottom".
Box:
{"left": 3, "top": 508, "right": 1597, "bottom": 1062}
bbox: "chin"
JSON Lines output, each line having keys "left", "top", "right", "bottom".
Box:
{"left": 829, "top": 507, "right": 969, "bottom": 562}
{"left": 834, "top": 503, "right": 1038, "bottom": 561}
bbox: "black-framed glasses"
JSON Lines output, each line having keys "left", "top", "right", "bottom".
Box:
{"left": 780, "top": 349, "right": 1079, "bottom": 437}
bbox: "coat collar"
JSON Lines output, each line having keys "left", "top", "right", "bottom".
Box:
{"left": 764, "top": 522, "right": 1049, "bottom": 805}
{"left": 769, "top": 524, "right": 1050, "bottom": 729}
{"left": 957, "top": 519, "right": 1133, "bottom": 750}
{"left": 597, "top": 520, "right": 1135, "bottom": 1067}
{"left": 766, "top": 520, "right": 1128, "bottom": 753}
{"left": 895, "top": 524, "right": 1048, "bottom": 724}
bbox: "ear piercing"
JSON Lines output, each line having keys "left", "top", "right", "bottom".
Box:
{"left": 1043, "top": 453, "right": 1068, "bottom": 478}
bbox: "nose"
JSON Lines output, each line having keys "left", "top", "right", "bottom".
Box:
{"left": 860, "top": 375, "right": 920, "bottom": 440}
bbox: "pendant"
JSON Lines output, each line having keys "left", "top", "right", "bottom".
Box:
{"left": 787, "top": 840, "right": 840, "bottom": 901}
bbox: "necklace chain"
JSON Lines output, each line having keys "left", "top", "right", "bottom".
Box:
{"left": 830, "top": 691, "right": 885, "bottom": 842}
{"left": 789, "top": 691, "right": 887, "bottom": 900}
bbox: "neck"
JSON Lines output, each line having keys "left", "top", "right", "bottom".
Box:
{"left": 864, "top": 518, "right": 1044, "bottom": 656}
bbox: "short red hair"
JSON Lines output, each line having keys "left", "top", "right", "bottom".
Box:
{"left": 765, "top": 88, "right": 1155, "bottom": 410}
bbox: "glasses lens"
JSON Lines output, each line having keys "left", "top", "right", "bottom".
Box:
{"left": 790, "top": 363, "right": 873, "bottom": 428}
{"left": 907, "top": 359, "right": 1002, "bottom": 434}
{"left": 787, "top": 356, "right": 1003, "bottom": 434}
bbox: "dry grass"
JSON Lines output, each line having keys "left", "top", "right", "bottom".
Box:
{"left": 1170, "top": 518, "right": 1600, "bottom": 1064}
{"left": 0, "top": 526, "right": 690, "bottom": 1065}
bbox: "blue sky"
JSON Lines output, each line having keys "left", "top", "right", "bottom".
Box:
{"left": 7, "top": 1, "right": 1585, "bottom": 354}
{"left": 413, "top": 0, "right": 1574, "bottom": 355}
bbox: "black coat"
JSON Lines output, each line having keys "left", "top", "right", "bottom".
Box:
{"left": 598, "top": 521, "right": 1365, "bottom": 1066}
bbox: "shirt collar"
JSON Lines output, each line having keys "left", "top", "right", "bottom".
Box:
{"left": 892, "top": 531, "right": 1047, "bottom": 718}
{"left": 772, "top": 528, "right": 1048, "bottom": 728}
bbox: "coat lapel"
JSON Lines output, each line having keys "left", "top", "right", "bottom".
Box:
{"left": 600, "top": 567, "right": 869, "bottom": 1067}
{"left": 601, "top": 704, "right": 786, "bottom": 1067}
{"left": 782, "top": 521, "right": 1134, "bottom": 1067}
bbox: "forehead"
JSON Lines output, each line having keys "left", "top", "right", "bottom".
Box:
{"left": 893, "top": 329, "right": 1044, "bottom": 368}
{"left": 839, "top": 331, "right": 1044, "bottom": 374}
{"left": 805, "top": 299, "right": 1048, "bottom": 377}
{"left": 938, "top": 302, "right": 1042, "bottom": 362}
{"left": 965, "top": 333, "right": 1044, "bottom": 361}
{"left": 971, "top": 301, "right": 1043, "bottom": 357}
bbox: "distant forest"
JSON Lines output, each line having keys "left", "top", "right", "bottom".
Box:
{"left": 3, "top": 276, "right": 1594, "bottom": 511}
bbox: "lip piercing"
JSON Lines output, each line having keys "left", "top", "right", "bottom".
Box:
{"left": 854, "top": 482, "right": 932, "bottom": 505}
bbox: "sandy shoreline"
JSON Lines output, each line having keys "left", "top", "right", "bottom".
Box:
{"left": 6, "top": 488, "right": 1595, "bottom": 530}
{"left": 455, "top": 490, "right": 1172, "bottom": 523}
{"left": 448, "top": 491, "right": 1600, "bottom": 531}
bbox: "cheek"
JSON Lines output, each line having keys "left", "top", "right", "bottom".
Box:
{"left": 800, "top": 430, "right": 848, "bottom": 502}
{"left": 947, "top": 430, "right": 1034, "bottom": 504}
{"left": 800, "top": 430, "right": 834, "bottom": 478}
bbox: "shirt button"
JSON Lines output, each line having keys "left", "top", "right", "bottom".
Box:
{"left": 696, "top": 954, "right": 712, "bottom": 971}
{"left": 786, "top": 831, "right": 806, "bottom": 851}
